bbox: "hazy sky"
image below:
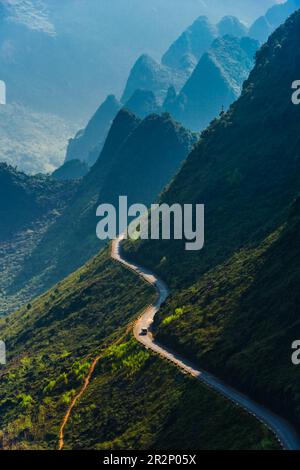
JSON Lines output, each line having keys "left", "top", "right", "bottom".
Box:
{"left": 0, "top": 0, "right": 282, "bottom": 119}
{"left": 48, "top": 0, "right": 281, "bottom": 108}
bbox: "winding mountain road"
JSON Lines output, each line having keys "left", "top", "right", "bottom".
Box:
{"left": 112, "top": 234, "right": 300, "bottom": 451}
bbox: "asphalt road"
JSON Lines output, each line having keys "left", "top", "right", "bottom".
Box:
{"left": 112, "top": 234, "right": 300, "bottom": 450}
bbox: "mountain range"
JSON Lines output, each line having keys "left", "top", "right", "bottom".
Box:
{"left": 0, "top": 235, "right": 277, "bottom": 450}
{"left": 123, "top": 15, "right": 250, "bottom": 104}
{"left": 66, "top": 1, "right": 300, "bottom": 171}
{"left": 0, "top": 1, "right": 282, "bottom": 173}
{"left": 65, "top": 14, "right": 256, "bottom": 166}
{"left": 1, "top": 0, "right": 277, "bottom": 119}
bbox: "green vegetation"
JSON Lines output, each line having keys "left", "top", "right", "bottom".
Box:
{"left": 65, "top": 337, "right": 278, "bottom": 450}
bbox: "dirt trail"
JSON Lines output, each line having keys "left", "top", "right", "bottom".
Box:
{"left": 58, "top": 325, "right": 132, "bottom": 450}
{"left": 58, "top": 354, "right": 102, "bottom": 450}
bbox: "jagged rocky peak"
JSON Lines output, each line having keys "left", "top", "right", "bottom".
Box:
{"left": 90, "top": 94, "right": 121, "bottom": 124}
{"left": 162, "top": 16, "right": 218, "bottom": 70}
{"left": 217, "top": 16, "right": 248, "bottom": 37}
{"left": 168, "top": 34, "right": 259, "bottom": 131}
{"left": 121, "top": 53, "right": 185, "bottom": 105}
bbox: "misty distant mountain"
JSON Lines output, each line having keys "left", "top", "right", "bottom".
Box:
{"left": 67, "top": 12, "right": 257, "bottom": 167}
{"left": 162, "top": 16, "right": 218, "bottom": 71}
{"left": 165, "top": 36, "right": 259, "bottom": 131}
{"left": 162, "top": 15, "right": 248, "bottom": 72}
{"left": 0, "top": 0, "right": 278, "bottom": 120}
{"left": 217, "top": 15, "right": 248, "bottom": 37}
{"left": 249, "top": 0, "right": 300, "bottom": 42}
{"left": 0, "top": 0, "right": 279, "bottom": 173}
{"left": 121, "top": 54, "right": 186, "bottom": 105}
{"left": 65, "top": 95, "right": 121, "bottom": 166}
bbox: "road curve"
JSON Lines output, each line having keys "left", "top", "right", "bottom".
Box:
{"left": 112, "top": 234, "right": 300, "bottom": 451}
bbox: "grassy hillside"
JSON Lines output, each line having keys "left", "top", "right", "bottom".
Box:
{"left": 0, "top": 247, "right": 278, "bottom": 450}
{"left": 0, "top": 249, "right": 155, "bottom": 449}
{"left": 64, "top": 338, "right": 277, "bottom": 451}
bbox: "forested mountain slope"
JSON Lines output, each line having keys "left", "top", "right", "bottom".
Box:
{"left": 125, "top": 9, "right": 300, "bottom": 431}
